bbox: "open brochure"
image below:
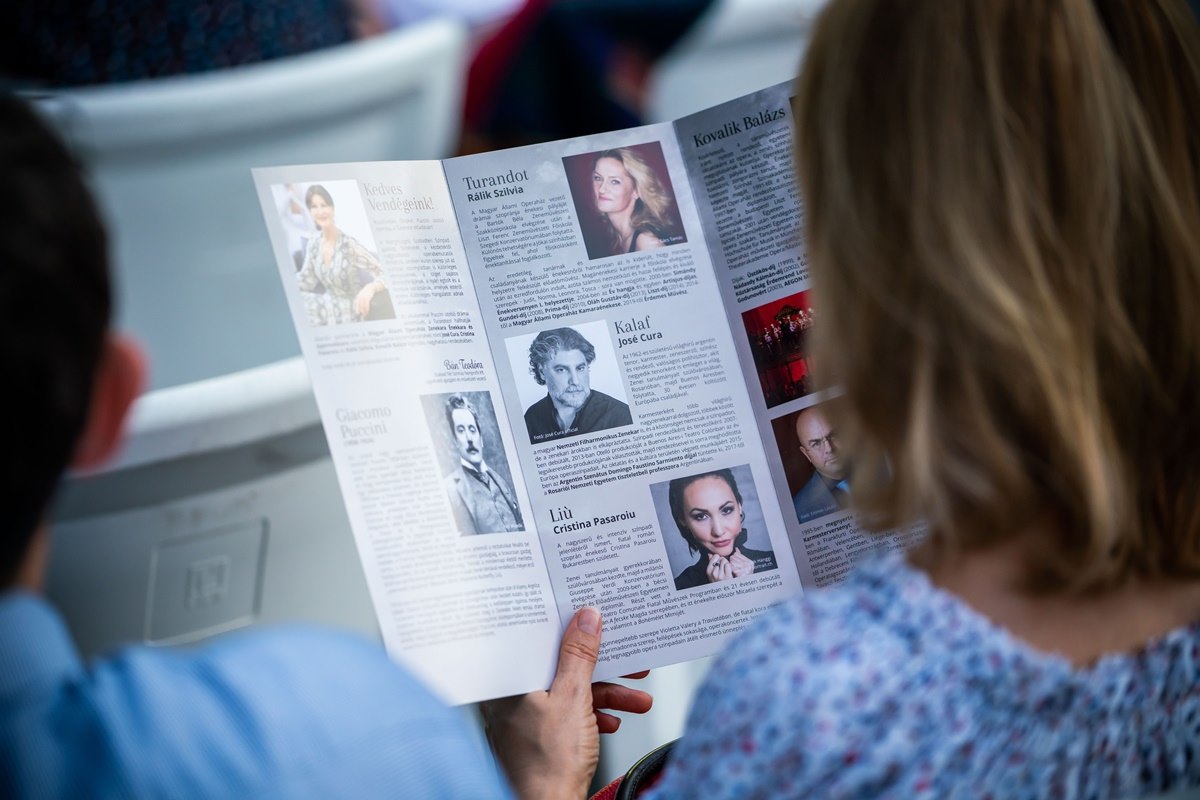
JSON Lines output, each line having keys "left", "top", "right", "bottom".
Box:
{"left": 253, "top": 81, "right": 923, "bottom": 705}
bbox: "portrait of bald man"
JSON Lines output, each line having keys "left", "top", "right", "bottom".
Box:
{"left": 791, "top": 404, "right": 852, "bottom": 523}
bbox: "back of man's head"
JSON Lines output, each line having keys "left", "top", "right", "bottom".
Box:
{"left": 0, "top": 95, "right": 112, "bottom": 584}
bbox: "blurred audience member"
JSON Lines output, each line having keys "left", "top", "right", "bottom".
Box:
{"left": 463, "top": 0, "right": 716, "bottom": 151}
{"left": 6, "top": 0, "right": 357, "bottom": 87}
{"left": 363, "top": 0, "right": 521, "bottom": 31}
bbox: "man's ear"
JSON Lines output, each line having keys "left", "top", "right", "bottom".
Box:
{"left": 71, "top": 334, "right": 146, "bottom": 471}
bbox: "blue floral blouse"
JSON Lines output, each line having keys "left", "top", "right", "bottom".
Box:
{"left": 646, "top": 552, "right": 1200, "bottom": 799}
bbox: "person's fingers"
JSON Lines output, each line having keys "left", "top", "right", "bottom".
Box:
{"left": 480, "top": 694, "right": 519, "bottom": 719}
{"left": 712, "top": 558, "right": 728, "bottom": 581}
{"left": 707, "top": 554, "right": 723, "bottom": 581}
{"left": 595, "top": 711, "right": 623, "bottom": 734}
{"left": 551, "top": 607, "right": 602, "bottom": 698}
{"left": 592, "top": 682, "right": 654, "bottom": 715}
{"left": 621, "top": 670, "right": 651, "bottom": 680}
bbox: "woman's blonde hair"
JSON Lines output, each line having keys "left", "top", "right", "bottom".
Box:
{"left": 594, "top": 148, "right": 675, "bottom": 241}
{"left": 794, "top": 0, "right": 1200, "bottom": 591}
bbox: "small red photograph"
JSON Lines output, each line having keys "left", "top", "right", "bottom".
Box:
{"left": 741, "top": 289, "right": 816, "bottom": 409}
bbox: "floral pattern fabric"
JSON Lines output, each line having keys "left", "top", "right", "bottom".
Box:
{"left": 646, "top": 552, "right": 1200, "bottom": 799}
{"left": 296, "top": 231, "right": 384, "bottom": 326}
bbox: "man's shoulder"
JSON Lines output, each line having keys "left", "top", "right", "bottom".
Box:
{"left": 192, "top": 627, "right": 510, "bottom": 796}
{"left": 484, "top": 466, "right": 515, "bottom": 491}
{"left": 582, "top": 390, "right": 632, "bottom": 423}
{"left": 2, "top": 615, "right": 510, "bottom": 798}
{"left": 793, "top": 472, "right": 837, "bottom": 520}
{"left": 524, "top": 394, "right": 554, "bottom": 419}
{"left": 523, "top": 395, "right": 558, "bottom": 441}
{"left": 588, "top": 389, "right": 628, "bottom": 409}
{"left": 794, "top": 470, "right": 827, "bottom": 496}
{"left": 105, "top": 626, "right": 449, "bottom": 736}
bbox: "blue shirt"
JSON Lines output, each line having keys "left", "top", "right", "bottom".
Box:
{"left": 0, "top": 592, "right": 512, "bottom": 798}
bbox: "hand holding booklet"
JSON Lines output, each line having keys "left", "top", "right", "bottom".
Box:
{"left": 254, "top": 81, "right": 922, "bottom": 705}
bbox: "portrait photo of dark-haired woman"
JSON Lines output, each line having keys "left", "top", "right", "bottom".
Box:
{"left": 282, "top": 180, "right": 394, "bottom": 326}
{"left": 653, "top": 465, "right": 777, "bottom": 591}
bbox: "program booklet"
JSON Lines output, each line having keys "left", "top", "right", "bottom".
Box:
{"left": 254, "top": 81, "right": 922, "bottom": 705}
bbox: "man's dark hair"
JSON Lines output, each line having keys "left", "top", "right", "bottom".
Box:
{"left": 527, "top": 328, "right": 596, "bottom": 386}
{"left": 444, "top": 393, "right": 479, "bottom": 431}
{"left": 0, "top": 95, "right": 111, "bottom": 584}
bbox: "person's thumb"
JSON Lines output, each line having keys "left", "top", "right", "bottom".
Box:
{"left": 551, "top": 607, "right": 602, "bottom": 697}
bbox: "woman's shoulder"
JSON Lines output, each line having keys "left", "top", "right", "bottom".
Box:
{"left": 671, "top": 554, "right": 921, "bottom": 732}
{"left": 674, "top": 559, "right": 707, "bottom": 591}
{"left": 722, "top": 551, "right": 922, "bottom": 675}
{"left": 652, "top": 552, "right": 1200, "bottom": 797}
{"left": 688, "top": 550, "right": 1012, "bottom": 733}
{"left": 649, "top": 554, "right": 932, "bottom": 795}
{"left": 740, "top": 544, "right": 776, "bottom": 562}
{"left": 632, "top": 225, "right": 667, "bottom": 252}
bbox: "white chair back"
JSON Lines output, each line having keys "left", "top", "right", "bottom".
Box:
{"left": 50, "top": 357, "right": 380, "bottom": 656}
{"left": 32, "top": 19, "right": 466, "bottom": 389}
{"left": 38, "top": 24, "right": 468, "bottom": 652}
{"left": 646, "top": 0, "right": 825, "bottom": 123}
